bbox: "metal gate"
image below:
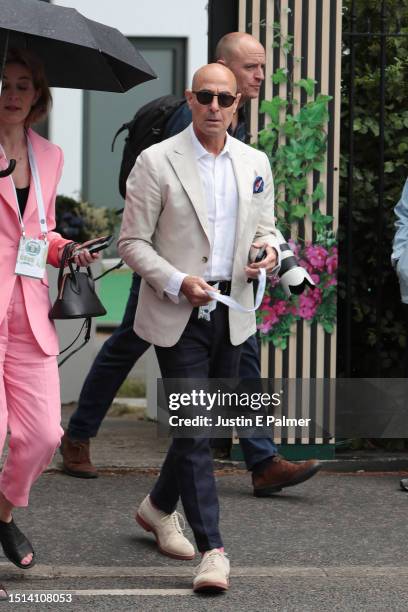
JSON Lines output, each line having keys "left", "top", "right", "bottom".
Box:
{"left": 339, "top": 0, "right": 408, "bottom": 378}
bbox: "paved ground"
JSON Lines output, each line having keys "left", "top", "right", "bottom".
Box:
{"left": 1, "top": 407, "right": 408, "bottom": 611}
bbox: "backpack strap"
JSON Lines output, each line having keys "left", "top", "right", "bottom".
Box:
{"left": 111, "top": 122, "right": 131, "bottom": 152}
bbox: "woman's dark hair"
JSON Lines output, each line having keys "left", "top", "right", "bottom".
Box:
{"left": 5, "top": 48, "right": 52, "bottom": 126}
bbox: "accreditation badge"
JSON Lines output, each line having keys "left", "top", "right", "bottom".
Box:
{"left": 14, "top": 236, "right": 48, "bottom": 279}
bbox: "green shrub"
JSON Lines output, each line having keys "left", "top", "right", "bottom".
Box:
{"left": 55, "top": 195, "right": 118, "bottom": 243}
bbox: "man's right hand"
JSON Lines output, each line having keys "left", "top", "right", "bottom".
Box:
{"left": 181, "top": 276, "right": 216, "bottom": 307}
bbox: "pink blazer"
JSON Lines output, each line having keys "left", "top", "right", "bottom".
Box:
{"left": 0, "top": 129, "right": 70, "bottom": 355}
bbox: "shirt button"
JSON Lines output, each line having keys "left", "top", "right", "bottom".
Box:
{"left": 202, "top": 256, "right": 208, "bottom": 263}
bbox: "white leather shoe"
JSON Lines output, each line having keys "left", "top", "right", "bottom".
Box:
{"left": 136, "top": 495, "right": 195, "bottom": 560}
{"left": 193, "top": 549, "right": 230, "bottom": 593}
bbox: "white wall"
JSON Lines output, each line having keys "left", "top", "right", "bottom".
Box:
{"left": 49, "top": 0, "right": 208, "bottom": 198}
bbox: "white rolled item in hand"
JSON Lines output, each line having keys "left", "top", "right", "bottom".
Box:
{"left": 206, "top": 268, "right": 266, "bottom": 313}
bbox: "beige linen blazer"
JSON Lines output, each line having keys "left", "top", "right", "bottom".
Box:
{"left": 118, "top": 126, "right": 280, "bottom": 347}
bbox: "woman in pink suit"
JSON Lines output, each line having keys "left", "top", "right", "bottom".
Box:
{"left": 0, "top": 48, "right": 97, "bottom": 569}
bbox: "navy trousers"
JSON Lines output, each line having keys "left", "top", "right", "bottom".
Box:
{"left": 67, "top": 274, "right": 278, "bottom": 467}
{"left": 151, "top": 302, "right": 241, "bottom": 551}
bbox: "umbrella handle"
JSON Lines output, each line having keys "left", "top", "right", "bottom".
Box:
{"left": 0, "top": 159, "right": 16, "bottom": 178}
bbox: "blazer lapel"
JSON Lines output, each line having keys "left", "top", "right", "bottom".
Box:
{"left": 229, "top": 140, "right": 254, "bottom": 246}
{"left": 166, "top": 130, "right": 210, "bottom": 242}
{"left": 0, "top": 130, "right": 50, "bottom": 226}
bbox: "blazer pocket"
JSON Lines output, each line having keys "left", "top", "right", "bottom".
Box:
{"left": 41, "top": 277, "right": 50, "bottom": 288}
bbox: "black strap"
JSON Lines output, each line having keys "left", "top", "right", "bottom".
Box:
{"left": 0, "top": 159, "right": 16, "bottom": 178}
{"left": 94, "top": 258, "right": 125, "bottom": 281}
{"left": 58, "top": 318, "right": 92, "bottom": 368}
{"left": 111, "top": 122, "right": 131, "bottom": 152}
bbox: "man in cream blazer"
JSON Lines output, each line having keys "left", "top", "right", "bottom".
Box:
{"left": 118, "top": 64, "right": 279, "bottom": 593}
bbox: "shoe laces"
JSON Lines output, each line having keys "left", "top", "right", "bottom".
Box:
{"left": 161, "top": 510, "right": 185, "bottom": 535}
{"left": 195, "top": 550, "right": 228, "bottom": 574}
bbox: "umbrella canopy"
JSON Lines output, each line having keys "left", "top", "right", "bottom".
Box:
{"left": 0, "top": 0, "right": 157, "bottom": 92}
{"left": 0, "top": 0, "right": 157, "bottom": 177}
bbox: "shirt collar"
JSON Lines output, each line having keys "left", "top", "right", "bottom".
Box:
{"left": 189, "top": 123, "right": 231, "bottom": 160}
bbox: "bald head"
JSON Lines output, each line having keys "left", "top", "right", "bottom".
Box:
{"left": 191, "top": 63, "right": 237, "bottom": 93}
{"left": 185, "top": 63, "right": 241, "bottom": 148}
{"left": 215, "top": 32, "right": 264, "bottom": 63}
{"left": 214, "top": 32, "right": 265, "bottom": 103}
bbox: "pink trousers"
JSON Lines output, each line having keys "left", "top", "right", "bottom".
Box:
{"left": 0, "top": 279, "right": 63, "bottom": 507}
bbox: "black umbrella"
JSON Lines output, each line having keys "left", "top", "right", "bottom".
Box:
{"left": 0, "top": 0, "right": 157, "bottom": 176}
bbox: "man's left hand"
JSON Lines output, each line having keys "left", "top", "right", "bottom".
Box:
{"left": 245, "top": 242, "right": 278, "bottom": 279}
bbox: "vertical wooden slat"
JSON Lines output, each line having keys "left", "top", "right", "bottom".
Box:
{"left": 260, "top": 2, "right": 273, "bottom": 381}
{"left": 303, "top": 0, "right": 316, "bottom": 246}
{"left": 301, "top": 324, "right": 311, "bottom": 442}
{"left": 286, "top": 0, "right": 303, "bottom": 445}
{"left": 293, "top": 0, "right": 303, "bottom": 113}
{"left": 287, "top": 324, "right": 297, "bottom": 444}
{"left": 264, "top": 0, "right": 274, "bottom": 103}
{"left": 239, "top": 0, "right": 247, "bottom": 32}
{"left": 273, "top": 377, "right": 283, "bottom": 445}
{"left": 239, "top": 0, "right": 342, "bottom": 450}
{"left": 250, "top": 0, "right": 261, "bottom": 142}
{"left": 261, "top": 341, "right": 269, "bottom": 376}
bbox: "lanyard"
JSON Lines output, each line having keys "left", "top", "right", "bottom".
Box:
{"left": 0, "top": 135, "right": 48, "bottom": 239}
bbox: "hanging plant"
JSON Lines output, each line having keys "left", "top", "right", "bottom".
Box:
{"left": 255, "top": 21, "right": 337, "bottom": 348}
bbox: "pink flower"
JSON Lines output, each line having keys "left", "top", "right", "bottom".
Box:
{"left": 274, "top": 300, "right": 288, "bottom": 315}
{"left": 264, "top": 311, "right": 279, "bottom": 325}
{"left": 299, "top": 259, "right": 314, "bottom": 274}
{"left": 324, "top": 277, "right": 337, "bottom": 288}
{"left": 309, "top": 287, "right": 323, "bottom": 304}
{"left": 288, "top": 239, "right": 300, "bottom": 256}
{"left": 297, "top": 287, "right": 322, "bottom": 320}
{"left": 258, "top": 320, "right": 273, "bottom": 333}
{"left": 304, "top": 245, "right": 328, "bottom": 271}
{"left": 297, "top": 294, "right": 316, "bottom": 319}
{"left": 299, "top": 293, "right": 315, "bottom": 308}
{"left": 310, "top": 273, "right": 320, "bottom": 285}
{"left": 298, "top": 304, "right": 316, "bottom": 319}
{"left": 326, "top": 251, "right": 338, "bottom": 274}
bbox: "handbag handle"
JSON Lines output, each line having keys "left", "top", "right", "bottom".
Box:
{"left": 58, "top": 242, "right": 76, "bottom": 290}
{"left": 58, "top": 242, "right": 95, "bottom": 289}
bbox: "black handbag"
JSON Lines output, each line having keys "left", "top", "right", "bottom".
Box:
{"left": 49, "top": 243, "right": 106, "bottom": 366}
{"left": 49, "top": 243, "right": 106, "bottom": 320}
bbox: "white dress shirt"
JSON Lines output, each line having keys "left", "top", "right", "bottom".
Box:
{"left": 165, "top": 124, "right": 239, "bottom": 299}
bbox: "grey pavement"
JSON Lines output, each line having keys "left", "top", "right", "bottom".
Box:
{"left": 1, "top": 406, "right": 408, "bottom": 610}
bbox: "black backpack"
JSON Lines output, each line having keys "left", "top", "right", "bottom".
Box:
{"left": 112, "top": 94, "right": 185, "bottom": 199}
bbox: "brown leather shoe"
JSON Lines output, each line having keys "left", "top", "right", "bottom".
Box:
{"left": 252, "top": 456, "right": 321, "bottom": 497}
{"left": 60, "top": 433, "right": 98, "bottom": 478}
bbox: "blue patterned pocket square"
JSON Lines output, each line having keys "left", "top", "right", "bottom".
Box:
{"left": 253, "top": 176, "right": 264, "bottom": 193}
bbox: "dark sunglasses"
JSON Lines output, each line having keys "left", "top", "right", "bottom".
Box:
{"left": 192, "top": 90, "right": 236, "bottom": 108}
